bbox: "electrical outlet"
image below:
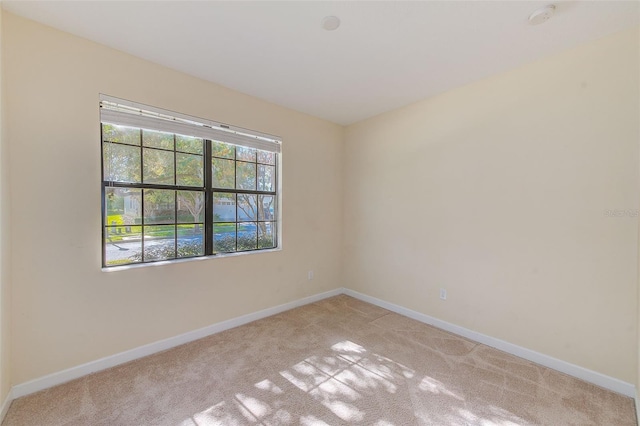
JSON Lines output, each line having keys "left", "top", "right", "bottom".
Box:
{"left": 308, "top": 270, "right": 314, "bottom": 280}
{"left": 439, "top": 288, "right": 447, "bottom": 300}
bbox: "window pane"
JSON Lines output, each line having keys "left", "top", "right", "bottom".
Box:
{"left": 176, "top": 153, "right": 203, "bottom": 187}
{"left": 258, "top": 222, "right": 276, "bottom": 249}
{"left": 143, "top": 148, "right": 175, "bottom": 185}
{"left": 144, "top": 189, "right": 175, "bottom": 224}
{"left": 258, "top": 195, "right": 275, "bottom": 221}
{"left": 144, "top": 225, "right": 176, "bottom": 261}
{"left": 143, "top": 129, "right": 174, "bottom": 150}
{"left": 176, "top": 135, "right": 203, "bottom": 155}
{"left": 237, "top": 194, "right": 257, "bottom": 221}
{"left": 257, "top": 150, "right": 275, "bottom": 165}
{"left": 257, "top": 164, "right": 275, "bottom": 192}
{"left": 105, "top": 226, "right": 141, "bottom": 266}
{"left": 106, "top": 188, "right": 141, "bottom": 226}
{"left": 212, "top": 158, "right": 235, "bottom": 189}
{"left": 236, "top": 146, "right": 256, "bottom": 162}
{"left": 212, "top": 141, "right": 235, "bottom": 159}
{"left": 102, "top": 120, "right": 279, "bottom": 265}
{"left": 177, "top": 191, "right": 204, "bottom": 223}
{"left": 103, "top": 143, "right": 141, "bottom": 183}
{"left": 102, "top": 124, "right": 140, "bottom": 145}
{"left": 178, "top": 224, "right": 204, "bottom": 258}
{"left": 236, "top": 162, "right": 256, "bottom": 190}
{"left": 238, "top": 222, "right": 257, "bottom": 251}
{"left": 213, "top": 193, "right": 236, "bottom": 222}
{"left": 214, "top": 223, "right": 236, "bottom": 253}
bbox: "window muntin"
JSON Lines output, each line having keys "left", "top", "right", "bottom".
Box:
{"left": 211, "top": 141, "right": 277, "bottom": 255}
{"left": 102, "top": 122, "right": 278, "bottom": 267}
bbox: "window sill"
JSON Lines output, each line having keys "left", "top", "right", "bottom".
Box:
{"left": 102, "top": 247, "right": 282, "bottom": 272}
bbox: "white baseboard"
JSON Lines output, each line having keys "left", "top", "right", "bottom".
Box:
{"left": 343, "top": 288, "right": 636, "bottom": 398}
{"left": 0, "top": 388, "right": 13, "bottom": 423}
{"left": 8, "top": 286, "right": 637, "bottom": 405}
{"left": 11, "top": 288, "right": 342, "bottom": 399}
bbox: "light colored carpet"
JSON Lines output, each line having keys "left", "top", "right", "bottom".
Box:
{"left": 3, "top": 295, "right": 636, "bottom": 425}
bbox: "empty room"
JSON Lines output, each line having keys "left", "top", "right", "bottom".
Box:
{"left": 0, "top": 1, "right": 639, "bottom": 425}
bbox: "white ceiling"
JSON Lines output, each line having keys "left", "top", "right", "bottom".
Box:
{"left": 2, "top": 1, "right": 639, "bottom": 125}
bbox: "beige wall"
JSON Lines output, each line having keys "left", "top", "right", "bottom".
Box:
{"left": 3, "top": 12, "right": 344, "bottom": 385}
{"left": 344, "top": 28, "right": 640, "bottom": 384}
{"left": 637, "top": 21, "right": 640, "bottom": 411}
{"left": 2, "top": 9, "right": 639, "bottom": 392}
{"left": 0, "top": 5, "right": 12, "bottom": 403}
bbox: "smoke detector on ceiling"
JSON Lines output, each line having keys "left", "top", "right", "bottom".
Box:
{"left": 528, "top": 5, "right": 556, "bottom": 25}
{"left": 322, "top": 16, "right": 341, "bottom": 31}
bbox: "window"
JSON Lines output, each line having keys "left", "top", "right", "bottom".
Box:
{"left": 101, "top": 96, "right": 280, "bottom": 267}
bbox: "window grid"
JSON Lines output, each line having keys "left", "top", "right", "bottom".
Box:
{"left": 210, "top": 144, "right": 277, "bottom": 255}
{"left": 102, "top": 124, "right": 277, "bottom": 267}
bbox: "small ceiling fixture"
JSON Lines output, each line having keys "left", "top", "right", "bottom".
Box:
{"left": 322, "top": 16, "right": 341, "bottom": 31}
{"left": 528, "top": 5, "right": 556, "bottom": 25}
